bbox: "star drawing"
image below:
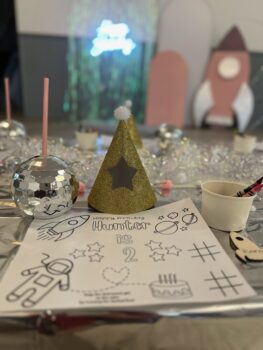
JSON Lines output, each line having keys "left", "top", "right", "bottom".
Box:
{"left": 145, "top": 240, "right": 163, "bottom": 251}
{"left": 69, "top": 249, "right": 86, "bottom": 259}
{"left": 89, "top": 253, "right": 104, "bottom": 262}
{"left": 166, "top": 245, "right": 182, "bottom": 256}
{"left": 183, "top": 208, "right": 189, "bottom": 212}
{"left": 87, "top": 242, "right": 104, "bottom": 252}
{"left": 108, "top": 156, "right": 137, "bottom": 190}
{"left": 149, "top": 252, "right": 165, "bottom": 262}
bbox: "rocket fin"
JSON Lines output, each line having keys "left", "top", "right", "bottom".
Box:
{"left": 235, "top": 249, "right": 248, "bottom": 263}
{"left": 55, "top": 229, "right": 74, "bottom": 242}
{"left": 233, "top": 83, "right": 254, "bottom": 133}
{"left": 37, "top": 222, "right": 57, "bottom": 230}
{"left": 193, "top": 80, "right": 213, "bottom": 127}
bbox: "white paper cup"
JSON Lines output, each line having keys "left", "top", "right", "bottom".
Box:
{"left": 201, "top": 180, "right": 256, "bottom": 232}
{"left": 75, "top": 131, "right": 98, "bottom": 150}
{"left": 233, "top": 135, "right": 257, "bottom": 154}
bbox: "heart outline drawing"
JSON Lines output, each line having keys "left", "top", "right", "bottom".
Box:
{"left": 102, "top": 267, "right": 130, "bottom": 286}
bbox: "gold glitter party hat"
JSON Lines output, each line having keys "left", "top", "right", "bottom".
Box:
{"left": 88, "top": 106, "right": 156, "bottom": 214}
{"left": 124, "top": 100, "right": 143, "bottom": 149}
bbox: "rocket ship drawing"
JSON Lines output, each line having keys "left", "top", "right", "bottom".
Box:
{"left": 193, "top": 26, "right": 254, "bottom": 132}
{"left": 37, "top": 215, "right": 90, "bottom": 242}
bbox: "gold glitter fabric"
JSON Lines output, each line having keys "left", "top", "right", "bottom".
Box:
{"left": 88, "top": 121, "right": 156, "bottom": 214}
{"left": 71, "top": 176, "right": 80, "bottom": 203}
{"left": 126, "top": 115, "right": 143, "bottom": 149}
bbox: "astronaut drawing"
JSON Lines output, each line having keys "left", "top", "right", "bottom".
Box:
{"left": 6, "top": 254, "right": 73, "bottom": 308}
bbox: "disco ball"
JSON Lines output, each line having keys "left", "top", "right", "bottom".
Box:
{"left": 157, "top": 124, "right": 183, "bottom": 150}
{"left": 11, "top": 155, "right": 79, "bottom": 219}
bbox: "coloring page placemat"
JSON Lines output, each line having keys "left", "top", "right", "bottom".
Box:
{"left": 0, "top": 198, "right": 256, "bottom": 312}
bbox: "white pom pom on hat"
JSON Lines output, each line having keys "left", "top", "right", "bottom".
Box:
{"left": 114, "top": 106, "right": 130, "bottom": 121}
{"left": 124, "top": 100, "right": 132, "bottom": 109}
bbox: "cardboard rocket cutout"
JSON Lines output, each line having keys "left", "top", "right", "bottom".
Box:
{"left": 88, "top": 106, "right": 156, "bottom": 214}
{"left": 145, "top": 51, "right": 187, "bottom": 128}
{"left": 193, "top": 26, "right": 254, "bottom": 132}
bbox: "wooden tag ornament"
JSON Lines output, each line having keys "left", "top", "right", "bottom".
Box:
{"left": 88, "top": 106, "right": 156, "bottom": 214}
{"left": 230, "top": 231, "right": 263, "bottom": 263}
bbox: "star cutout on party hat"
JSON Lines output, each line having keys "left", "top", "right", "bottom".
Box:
{"left": 108, "top": 156, "right": 137, "bottom": 190}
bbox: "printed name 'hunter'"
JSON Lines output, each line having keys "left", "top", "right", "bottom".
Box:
{"left": 92, "top": 220, "right": 151, "bottom": 231}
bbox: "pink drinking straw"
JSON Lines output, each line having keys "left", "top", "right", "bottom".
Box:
{"left": 42, "top": 78, "right": 49, "bottom": 157}
{"left": 4, "top": 78, "right": 11, "bottom": 123}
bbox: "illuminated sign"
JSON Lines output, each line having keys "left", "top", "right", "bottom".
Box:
{"left": 90, "top": 20, "right": 136, "bottom": 57}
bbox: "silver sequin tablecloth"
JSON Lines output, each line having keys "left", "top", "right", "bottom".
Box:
{"left": 1, "top": 187, "right": 263, "bottom": 349}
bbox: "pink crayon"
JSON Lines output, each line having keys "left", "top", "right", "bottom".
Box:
{"left": 4, "top": 78, "right": 11, "bottom": 123}
{"left": 242, "top": 183, "right": 263, "bottom": 197}
{"left": 42, "top": 78, "right": 49, "bottom": 158}
{"left": 236, "top": 176, "right": 263, "bottom": 197}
